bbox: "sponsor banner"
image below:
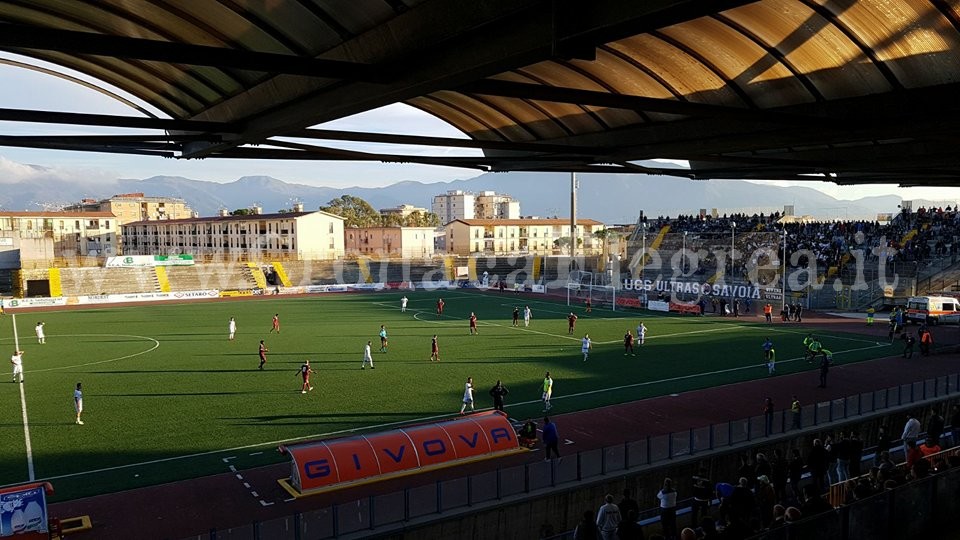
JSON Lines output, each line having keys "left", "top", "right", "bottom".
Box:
{"left": 623, "top": 279, "right": 761, "bottom": 300}
{"left": 281, "top": 412, "right": 520, "bottom": 495}
{"left": 421, "top": 280, "right": 455, "bottom": 290}
{"left": 304, "top": 285, "right": 350, "bottom": 294}
{"left": 0, "top": 237, "right": 12, "bottom": 247}
{"left": 0, "top": 483, "right": 50, "bottom": 536}
{"left": 278, "top": 286, "right": 304, "bottom": 295}
{"left": 72, "top": 290, "right": 218, "bottom": 305}
{"left": 670, "top": 302, "right": 701, "bottom": 314}
{"left": 105, "top": 254, "right": 195, "bottom": 268}
{"left": 349, "top": 283, "right": 386, "bottom": 291}
{"left": 531, "top": 284, "right": 546, "bottom": 293}
{"left": 648, "top": 300, "right": 670, "bottom": 312}
{"left": 219, "top": 289, "right": 255, "bottom": 298}
{"left": 616, "top": 297, "right": 643, "bottom": 308}
{"left": 4, "top": 297, "right": 67, "bottom": 308}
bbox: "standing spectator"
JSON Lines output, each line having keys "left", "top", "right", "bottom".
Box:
{"left": 919, "top": 438, "right": 941, "bottom": 462}
{"left": 615, "top": 510, "right": 644, "bottom": 540}
{"left": 656, "top": 478, "right": 678, "bottom": 540}
{"left": 763, "top": 397, "right": 775, "bottom": 435}
{"left": 756, "top": 475, "right": 777, "bottom": 527}
{"left": 876, "top": 424, "right": 892, "bottom": 466}
{"left": 834, "top": 432, "right": 850, "bottom": 482}
{"left": 729, "top": 477, "right": 756, "bottom": 526}
{"left": 542, "top": 416, "right": 560, "bottom": 460}
{"left": 596, "top": 494, "right": 621, "bottom": 540}
{"left": 691, "top": 468, "right": 712, "bottom": 525}
{"left": 950, "top": 405, "right": 960, "bottom": 447}
{"left": 489, "top": 380, "right": 509, "bottom": 412}
{"left": 617, "top": 488, "right": 640, "bottom": 522}
{"left": 737, "top": 454, "right": 756, "bottom": 489}
{"left": 848, "top": 431, "right": 864, "bottom": 478}
{"left": 788, "top": 449, "right": 805, "bottom": 500}
{"left": 807, "top": 439, "right": 829, "bottom": 493}
{"left": 755, "top": 452, "right": 772, "bottom": 481}
{"left": 791, "top": 395, "right": 802, "bottom": 430}
{"left": 770, "top": 448, "right": 789, "bottom": 503}
{"left": 905, "top": 441, "right": 923, "bottom": 470}
{"left": 764, "top": 302, "right": 773, "bottom": 323}
{"left": 927, "top": 408, "right": 945, "bottom": 446}
{"left": 573, "top": 510, "right": 600, "bottom": 540}
{"left": 824, "top": 435, "right": 838, "bottom": 485}
{"left": 794, "top": 302, "right": 803, "bottom": 322}
{"left": 902, "top": 414, "right": 921, "bottom": 459}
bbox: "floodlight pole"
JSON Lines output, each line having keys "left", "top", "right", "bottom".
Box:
{"left": 781, "top": 227, "right": 788, "bottom": 310}
{"left": 570, "top": 172, "right": 577, "bottom": 259}
{"left": 682, "top": 230, "right": 688, "bottom": 274}
{"left": 730, "top": 222, "right": 737, "bottom": 308}
{"left": 641, "top": 223, "right": 648, "bottom": 306}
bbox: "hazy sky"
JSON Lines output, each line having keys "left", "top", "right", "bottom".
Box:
{"left": 2, "top": 51, "right": 960, "bottom": 205}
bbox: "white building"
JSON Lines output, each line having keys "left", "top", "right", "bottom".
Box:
{"left": 122, "top": 209, "right": 345, "bottom": 260}
{"left": 345, "top": 226, "right": 437, "bottom": 258}
{"left": 432, "top": 190, "right": 521, "bottom": 223}
{"left": 379, "top": 204, "right": 429, "bottom": 219}
{"left": 432, "top": 190, "right": 475, "bottom": 223}
{"left": 474, "top": 191, "right": 520, "bottom": 219}
{"left": 444, "top": 218, "right": 604, "bottom": 255}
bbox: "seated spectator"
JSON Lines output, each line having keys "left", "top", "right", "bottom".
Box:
{"left": 574, "top": 510, "right": 600, "bottom": 540}
{"left": 769, "top": 505, "right": 786, "bottom": 529}
{"left": 784, "top": 507, "right": 802, "bottom": 524}
{"left": 698, "top": 517, "right": 720, "bottom": 539}
{"left": 680, "top": 528, "right": 697, "bottom": 540}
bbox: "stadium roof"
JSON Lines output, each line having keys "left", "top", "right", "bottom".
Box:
{"left": 3, "top": 1, "right": 960, "bottom": 185}
{"left": 450, "top": 219, "right": 604, "bottom": 227}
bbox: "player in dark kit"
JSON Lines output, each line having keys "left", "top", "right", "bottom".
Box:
{"left": 567, "top": 312, "right": 578, "bottom": 335}
{"left": 469, "top": 312, "right": 479, "bottom": 335}
{"left": 436, "top": 298, "right": 445, "bottom": 318}
{"left": 624, "top": 330, "right": 635, "bottom": 356}
{"left": 430, "top": 335, "right": 440, "bottom": 362}
{"left": 258, "top": 340, "right": 269, "bottom": 370}
{"left": 512, "top": 307, "right": 520, "bottom": 327}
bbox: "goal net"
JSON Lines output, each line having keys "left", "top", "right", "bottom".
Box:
{"left": 566, "top": 271, "right": 618, "bottom": 310}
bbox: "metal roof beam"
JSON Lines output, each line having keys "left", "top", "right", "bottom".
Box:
{"left": 0, "top": 107, "right": 234, "bottom": 132}
{"left": 283, "top": 128, "right": 601, "bottom": 154}
{"left": 0, "top": 23, "right": 386, "bottom": 82}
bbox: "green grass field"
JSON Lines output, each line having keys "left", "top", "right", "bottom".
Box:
{"left": 0, "top": 290, "right": 895, "bottom": 501}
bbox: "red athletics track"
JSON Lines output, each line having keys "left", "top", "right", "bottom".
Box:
{"left": 39, "top": 310, "right": 960, "bottom": 539}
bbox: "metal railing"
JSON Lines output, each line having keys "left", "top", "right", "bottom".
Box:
{"left": 179, "top": 373, "right": 960, "bottom": 540}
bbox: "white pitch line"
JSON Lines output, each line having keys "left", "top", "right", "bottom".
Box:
{"left": 260, "top": 500, "right": 274, "bottom": 507}
{"left": 18, "top": 381, "right": 35, "bottom": 481}
{"left": 24, "top": 334, "right": 160, "bottom": 374}
{"left": 1, "top": 338, "right": 889, "bottom": 487}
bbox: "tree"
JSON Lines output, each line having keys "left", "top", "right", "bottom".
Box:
{"left": 230, "top": 208, "right": 253, "bottom": 216}
{"left": 380, "top": 213, "right": 404, "bottom": 227}
{"left": 404, "top": 211, "right": 441, "bottom": 227}
{"left": 320, "top": 195, "right": 381, "bottom": 228}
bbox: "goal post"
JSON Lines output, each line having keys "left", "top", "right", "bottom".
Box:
{"left": 566, "top": 270, "right": 617, "bottom": 311}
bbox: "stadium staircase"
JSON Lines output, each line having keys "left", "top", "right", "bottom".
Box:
{"left": 270, "top": 262, "right": 292, "bottom": 287}
{"left": 48, "top": 267, "right": 63, "bottom": 297}
{"left": 245, "top": 263, "right": 268, "bottom": 289}
{"left": 58, "top": 267, "right": 161, "bottom": 296}
{"left": 154, "top": 266, "right": 171, "bottom": 292}
{"left": 444, "top": 256, "right": 455, "bottom": 281}
{"left": 0, "top": 269, "right": 13, "bottom": 295}
{"left": 357, "top": 257, "right": 373, "bottom": 283}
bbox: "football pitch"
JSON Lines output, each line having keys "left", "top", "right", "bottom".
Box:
{"left": 0, "top": 290, "right": 895, "bottom": 501}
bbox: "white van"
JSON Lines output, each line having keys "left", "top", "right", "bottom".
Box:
{"left": 906, "top": 296, "right": 960, "bottom": 325}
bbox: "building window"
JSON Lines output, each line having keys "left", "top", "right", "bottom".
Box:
{"left": 329, "top": 222, "right": 334, "bottom": 234}
{"left": 105, "top": 220, "right": 110, "bottom": 229}
{"left": 75, "top": 221, "right": 80, "bottom": 229}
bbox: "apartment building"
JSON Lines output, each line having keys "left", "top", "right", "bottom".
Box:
{"left": 0, "top": 211, "right": 119, "bottom": 263}
{"left": 444, "top": 218, "right": 604, "bottom": 255}
{"left": 122, "top": 208, "right": 345, "bottom": 260}
{"left": 345, "top": 226, "right": 437, "bottom": 257}
{"left": 379, "top": 204, "right": 429, "bottom": 219}
{"left": 65, "top": 193, "right": 194, "bottom": 224}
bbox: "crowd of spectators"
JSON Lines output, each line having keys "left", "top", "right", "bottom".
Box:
{"left": 572, "top": 406, "right": 960, "bottom": 540}
{"left": 628, "top": 206, "right": 960, "bottom": 284}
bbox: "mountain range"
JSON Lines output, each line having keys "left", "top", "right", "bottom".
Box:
{"left": 0, "top": 166, "right": 905, "bottom": 223}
